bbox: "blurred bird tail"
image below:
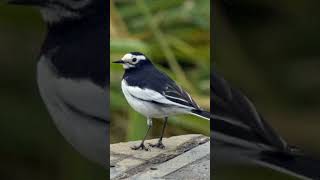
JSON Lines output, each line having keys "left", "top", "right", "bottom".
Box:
{"left": 190, "top": 109, "right": 211, "bottom": 120}
{"left": 212, "top": 70, "right": 320, "bottom": 179}
{"left": 252, "top": 150, "right": 320, "bottom": 180}
{"left": 212, "top": 70, "right": 288, "bottom": 151}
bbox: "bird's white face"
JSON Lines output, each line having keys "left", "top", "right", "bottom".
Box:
{"left": 120, "top": 53, "right": 147, "bottom": 69}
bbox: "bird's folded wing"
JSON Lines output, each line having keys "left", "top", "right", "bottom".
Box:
{"left": 123, "top": 82, "right": 195, "bottom": 110}
{"left": 162, "top": 82, "right": 201, "bottom": 109}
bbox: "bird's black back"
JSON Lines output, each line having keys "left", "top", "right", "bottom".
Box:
{"left": 40, "top": 4, "right": 108, "bottom": 88}
{"left": 123, "top": 61, "right": 168, "bottom": 92}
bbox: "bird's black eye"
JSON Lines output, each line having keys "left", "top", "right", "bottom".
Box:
{"left": 132, "top": 58, "right": 137, "bottom": 62}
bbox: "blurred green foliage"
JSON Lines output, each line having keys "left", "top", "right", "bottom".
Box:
{"left": 110, "top": 0, "right": 210, "bottom": 143}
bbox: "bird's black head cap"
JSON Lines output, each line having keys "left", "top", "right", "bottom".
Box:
{"left": 113, "top": 52, "right": 152, "bottom": 70}
{"left": 130, "top": 52, "right": 145, "bottom": 56}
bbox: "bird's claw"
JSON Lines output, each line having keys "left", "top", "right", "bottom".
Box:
{"left": 131, "top": 143, "right": 149, "bottom": 151}
{"left": 149, "top": 141, "right": 165, "bottom": 149}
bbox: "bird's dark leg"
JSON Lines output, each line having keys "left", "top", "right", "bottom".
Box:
{"left": 149, "top": 117, "right": 168, "bottom": 149}
{"left": 131, "top": 118, "right": 152, "bottom": 151}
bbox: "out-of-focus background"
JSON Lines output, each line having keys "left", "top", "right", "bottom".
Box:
{"left": 214, "top": 0, "right": 320, "bottom": 179}
{"left": 110, "top": 0, "right": 210, "bottom": 144}
{"left": 0, "top": 4, "right": 106, "bottom": 180}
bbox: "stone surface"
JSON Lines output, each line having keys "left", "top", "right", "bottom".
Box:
{"left": 110, "top": 134, "right": 210, "bottom": 180}
{"left": 165, "top": 155, "right": 210, "bottom": 180}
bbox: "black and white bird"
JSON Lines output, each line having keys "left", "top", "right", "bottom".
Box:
{"left": 7, "top": 0, "right": 109, "bottom": 168}
{"left": 212, "top": 70, "right": 320, "bottom": 179}
{"left": 113, "top": 52, "right": 210, "bottom": 150}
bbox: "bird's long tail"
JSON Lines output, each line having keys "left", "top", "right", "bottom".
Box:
{"left": 190, "top": 109, "right": 211, "bottom": 120}
{"left": 212, "top": 71, "right": 320, "bottom": 179}
{"left": 214, "top": 141, "right": 320, "bottom": 180}
{"left": 255, "top": 150, "right": 320, "bottom": 179}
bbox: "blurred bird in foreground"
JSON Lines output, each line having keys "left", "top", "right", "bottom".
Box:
{"left": 7, "top": 0, "right": 109, "bottom": 168}
{"left": 114, "top": 52, "right": 210, "bottom": 150}
{"left": 212, "top": 70, "right": 320, "bottom": 179}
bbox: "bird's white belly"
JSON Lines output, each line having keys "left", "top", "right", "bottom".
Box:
{"left": 121, "top": 80, "right": 183, "bottom": 118}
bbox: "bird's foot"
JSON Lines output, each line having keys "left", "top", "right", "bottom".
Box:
{"left": 131, "top": 143, "right": 149, "bottom": 151}
{"left": 149, "top": 141, "right": 165, "bottom": 149}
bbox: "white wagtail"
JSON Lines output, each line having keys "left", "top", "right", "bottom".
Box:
{"left": 113, "top": 52, "right": 210, "bottom": 150}
{"left": 8, "top": 0, "right": 108, "bottom": 168}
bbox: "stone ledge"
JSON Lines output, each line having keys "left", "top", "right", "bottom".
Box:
{"left": 110, "top": 134, "right": 210, "bottom": 180}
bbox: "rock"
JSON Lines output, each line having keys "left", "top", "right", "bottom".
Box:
{"left": 110, "top": 134, "right": 210, "bottom": 180}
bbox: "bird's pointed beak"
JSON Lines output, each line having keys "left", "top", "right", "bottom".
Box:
{"left": 113, "top": 60, "right": 125, "bottom": 64}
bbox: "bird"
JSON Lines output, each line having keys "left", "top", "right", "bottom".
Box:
{"left": 7, "top": 0, "right": 109, "bottom": 168}
{"left": 113, "top": 52, "right": 210, "bottom": 151}
{"left": 212, "top": 70, "right": 320, "bottom": 179}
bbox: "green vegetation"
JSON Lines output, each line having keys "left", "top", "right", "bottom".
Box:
{"left": 110, "top": 0, "right": 210, "bottom": 143}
